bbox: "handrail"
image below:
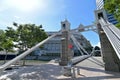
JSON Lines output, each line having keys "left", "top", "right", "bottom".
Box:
{"left": 99, "top": 18, "right": 120, "bottom": 60}
{"left": 71, "top": 55, "right": 91, "bottom": 65}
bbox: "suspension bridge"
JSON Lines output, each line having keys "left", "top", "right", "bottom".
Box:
{"left": 0, "top": 9, "right": 120, "bottom": 80}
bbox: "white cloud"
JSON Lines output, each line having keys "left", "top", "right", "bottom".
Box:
{"left": 0, "top": 0, "right": 66, "bottom": 15}
{"left": 0, "top": 20, "right": 12, "bottom": 28}
{"left": 14, "top": 16, "right": 20, "bottom": 19}
{"left": 0, "top": 0, "right": 66, "bottom": 30}
{"left": 0, "top": 0, "right": 47, "bottom": 13}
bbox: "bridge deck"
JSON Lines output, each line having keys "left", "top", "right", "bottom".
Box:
{"left": 74, "top": 57, "right": 120, "bottom": 80}
{"left": 0, "top": 57, "right": 120, "bottom": 80}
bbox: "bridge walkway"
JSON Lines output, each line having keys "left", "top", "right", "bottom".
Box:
{"left": 59, "top": 57, "right": 120, "bottom": 80}
{"left": 74, "top": 57, "right": 120, "bottom": 80}
{"left": 1, "top": 57, "right": 120, "bottom": 80}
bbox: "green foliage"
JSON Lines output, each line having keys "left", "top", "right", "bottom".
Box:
{"left": 115, "top": 23, "right": 120, "bottom": 28}
{"left": 0, "top": 22, "right": 48, "bottom": 56}
{"left": 0, "top": 30, "right": 14, "bottom": 52}
{"left": 0, "top": 30, "right": 5, "bottom": 43}
{"left": 0, "top": 23, "right": 47, "bottom": 64}
{"left": 104, "top": 0, "right": 120, "bottom": 28}
{"left": 0, "top": 30, "right": 5, "bottom": 50}
{"left": 5, "top": 27, "right": 18, "bottom": 41}
{"left": 94, "top": 46, "right": 100, "bottom": 50}
{"left": 11, "top": 23, "right": 48, "bottom": 65}
{"left": 2, "top": 38, "right": 14, "bottom": 52}
{"left": 93, "top": 46, "right": 101, "bottom": 56}
{"left": 0, "top": 29, "right": 15, "bottom": 63}
{"left": 11, "top": 23, "right": 48, "bottom": 52}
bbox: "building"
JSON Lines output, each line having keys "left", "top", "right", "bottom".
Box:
{"left": 36, "top": 20, "right": 92, "bottom": 57}
{"left": 96, "top": 0, "right": 104, "bottom": 10}
{"left": 96, "top": 0, "right": 118, "bottom": 25}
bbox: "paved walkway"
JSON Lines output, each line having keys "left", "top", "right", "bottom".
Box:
{"left": 58, "top": 57, "right": 120, "bottom": 80}
{"left": 75, "top": 57, "right": 120, "bottom": 80}
{"left": 0, "top": 57, "right": 120, "bottom": 80}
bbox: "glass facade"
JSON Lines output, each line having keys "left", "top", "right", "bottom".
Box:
{"left": 96, "top": 0, "right": 104, "bottom": 10}
{"left": 96, "top": 0, "right": 118, "bottom": 25}
{"left": 34, "top": 20, "right": 92, "bottom": 56}
{"left": 40, "top": 32, "right": 92, "bottom": 55}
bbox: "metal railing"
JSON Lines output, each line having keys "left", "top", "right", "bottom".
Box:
{"left": 71, "top": 55, "right": 91, "bottom": 65}
{"left": 99, "top": 18, "right": 120, "bottom": 59}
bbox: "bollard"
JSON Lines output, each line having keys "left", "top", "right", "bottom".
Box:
{"left": 71, "top": 67, "right": 76, "bottom": 78}
{"left": 77, "top": 67, "right": 80, "bottom": 75}
{"left": 63, "top": 66, "right": 72, "bottom": 76}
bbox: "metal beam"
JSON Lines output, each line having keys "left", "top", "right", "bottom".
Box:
{"left": 99, "top": 18, "right": 120, "bottom": 60}
{"left": 0, "top": 32, "right": 60, "bottom": 72}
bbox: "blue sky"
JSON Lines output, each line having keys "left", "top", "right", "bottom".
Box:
{"left": 0, "top": 0, "right": 100, "bottom": 47}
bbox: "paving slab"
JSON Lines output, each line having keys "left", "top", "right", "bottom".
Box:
{"left": 59, "top": 57, "right": 120, "bottom": 80}
{"left": 0, "top": 57, "right": 120, "bottom": 80}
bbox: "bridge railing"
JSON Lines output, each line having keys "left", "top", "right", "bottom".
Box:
{"left": 71, "top": 55, "right": 91, "bottom": 65}
{"left": 99, "top": 18, "right": 120, "bottom": 59}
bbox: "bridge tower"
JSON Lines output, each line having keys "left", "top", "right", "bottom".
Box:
{"left": 59, "top": 19, "right": 73, "bottom": 66}
{"left": 95, "top": 9, "right": 120, "bottom": 72}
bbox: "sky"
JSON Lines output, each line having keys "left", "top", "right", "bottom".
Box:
{"left": 0, "top": 0, "right": 100, "bottom": 47}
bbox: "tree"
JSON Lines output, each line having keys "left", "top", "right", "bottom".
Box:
{"left": 11, "top": 22, "right": 48, "bottom": 65}
{"left": 104, "top": 0, "right": 120, "bottom": 28}
{"left": 0, "top": 29, "right": 14, "bottom": 63}
{"left": 94, "top": 46, "right": 101, "bottom": 56}
{"left": 5, "top": 27, "right": 18, "bottom": 41}
{"left": 94, "top": 46, "right": 100, "bottom": 50}
{"left": 13, "top": 23, "right": 48, "bottom": 51}
{"left": 0, "top": 30, "right": 5, "bottom": 50}
{"left": 1, "top": 38, "right": 14, "bottom": 63}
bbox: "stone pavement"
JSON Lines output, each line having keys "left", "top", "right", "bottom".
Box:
{"left": 58, "top": 57, "right": 120, "bottom": 80}
{"left": 74, "top": 57, "right": 120, "bottom": 80}
{"left": 0, "top": 57, "right": 120, "bottom": 80}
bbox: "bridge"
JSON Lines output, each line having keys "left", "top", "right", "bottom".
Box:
{"left": 0, "top": 8, "right": 120, "bottom": 79}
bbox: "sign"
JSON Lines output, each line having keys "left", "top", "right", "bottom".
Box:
{"left": 68, "top": 44, "right": 73, "bottom": 49}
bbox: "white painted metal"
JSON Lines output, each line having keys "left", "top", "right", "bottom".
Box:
{"left": 0, "top": 32, "right": 59, "bottom": 72}
{"left": 70, "top": 24, "right": 98, "bottom": 33}
{"left": 71, "top": 55, "right": 90, "bottom": 65}
{"left": 99, "top": 18, "right": 120, "bottom": 59}
{"left": 70, "top": 34, "right": 84, "bottom": 55}
{"left": 70, "top": 34, "right": 89, "bottom": 55}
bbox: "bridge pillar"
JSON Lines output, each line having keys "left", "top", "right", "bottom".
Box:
{"left": 95, "top": 9, "right": 120, "bottom": 72}
{"left": 97, "top": 23, "right": 120, "bottom": 72}
{"left": 59, "top": 19, "right": 73, "bottom": 66}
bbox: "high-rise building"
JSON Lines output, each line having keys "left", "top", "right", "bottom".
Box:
{"left": 96, "top": 0, "right": 104, "bottom": 10}
{"left": 96, "top": 0, "right": 118, "bottom": 25}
